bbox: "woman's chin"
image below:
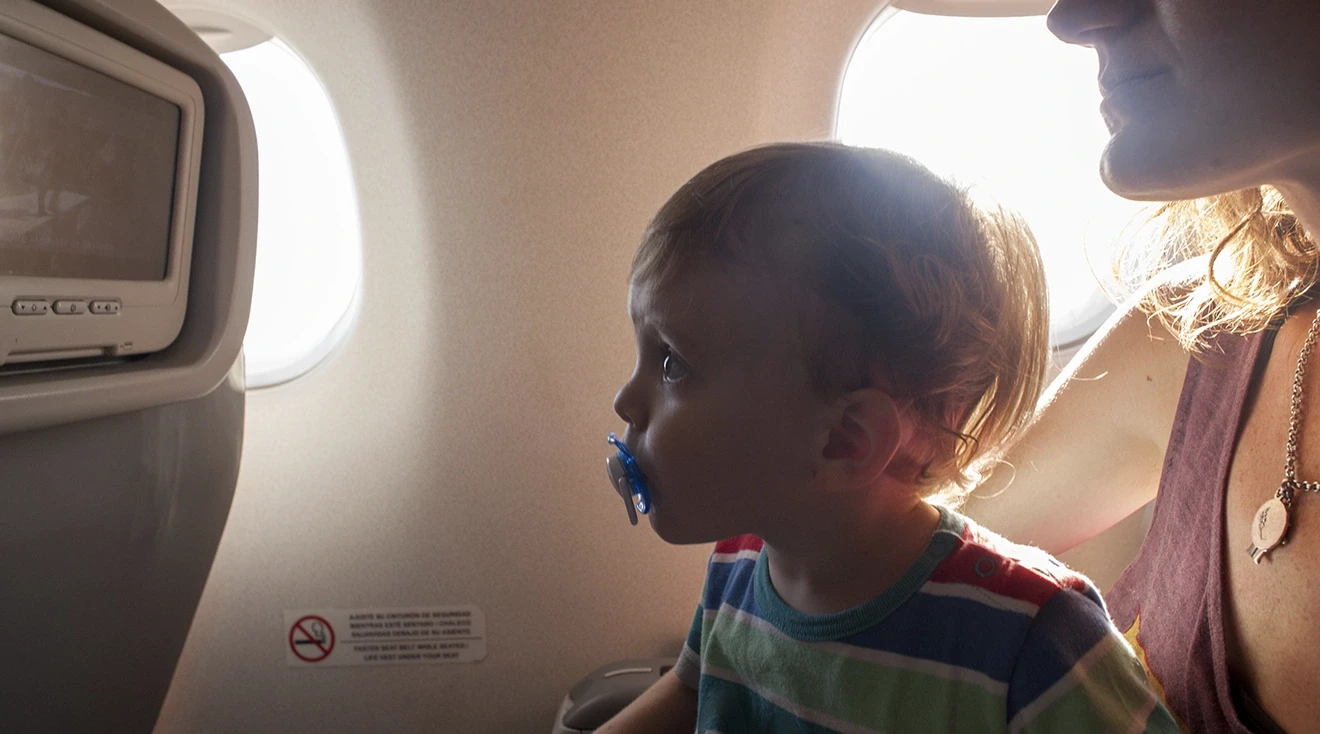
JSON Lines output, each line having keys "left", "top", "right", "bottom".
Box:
{"left": 1100, "top": 136, "right": 1194, "bottom": 202}
{"left": 1100, "top": 127, "right": 1267, "bottom": 203}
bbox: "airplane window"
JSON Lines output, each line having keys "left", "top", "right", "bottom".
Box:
{"left": 220, "top": 38, "right": 361, "bottom": 388}
{"left": 837, "top": 9, "right": 1146, "bottom": 348}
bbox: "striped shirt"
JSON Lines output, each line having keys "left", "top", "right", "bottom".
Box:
{"left": 672, "top": 507, "right": 1179, "bottom": 733}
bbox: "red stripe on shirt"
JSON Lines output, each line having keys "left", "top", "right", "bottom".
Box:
{"left": 927, "top": 526, "right": 1090, "bottom": 607}
{"left": 714, "top": 535, "right": 764, "bottom": 555}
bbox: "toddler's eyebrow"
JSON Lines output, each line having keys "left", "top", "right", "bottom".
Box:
{"left": 630, "top": 282, "right": 712, "bottom": 349}
{"left": 631, "top": 305, "right": 703, "bottom": 355}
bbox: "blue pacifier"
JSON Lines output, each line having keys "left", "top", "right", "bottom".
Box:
{"left": 606, "top": 433, "right": 652, "bottom": 526}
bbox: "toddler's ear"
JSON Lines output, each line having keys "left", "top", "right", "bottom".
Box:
{"left": 822, "top": 389, "right": 902, "bottom": 486}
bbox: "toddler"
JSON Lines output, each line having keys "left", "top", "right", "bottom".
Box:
{"left": 600, "top": 143, "right": 1177, "bottom": 733}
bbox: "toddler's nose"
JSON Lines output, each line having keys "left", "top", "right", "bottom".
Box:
{"left": 612, "top": 375, "right": 645, "bottom": 429}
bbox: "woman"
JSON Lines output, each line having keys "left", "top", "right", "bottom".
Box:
{"left": 968, "top": 0, "right": 1320, "bottom": 732}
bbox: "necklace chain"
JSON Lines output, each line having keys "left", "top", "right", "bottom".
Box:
{"left": 1280, "top": 306, "right": 1320, "bottom": 506}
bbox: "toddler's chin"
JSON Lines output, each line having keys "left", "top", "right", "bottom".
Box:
{"left": 648, "top": 511, "right": 711, "bottom": 546}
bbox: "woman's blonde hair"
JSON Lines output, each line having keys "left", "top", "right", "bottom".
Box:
{"left": 1120, "top": 186, "right": 1320, "bottom": 350}
{"left": 632, "top": 142, "right": 1049, "bottom": 504}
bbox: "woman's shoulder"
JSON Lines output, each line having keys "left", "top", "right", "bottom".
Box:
{"left": 964, "top": 278, "right": 1192, "bottom": 553}
{"left": 1038, "top": 285, "right": 1189, "bottom": 425}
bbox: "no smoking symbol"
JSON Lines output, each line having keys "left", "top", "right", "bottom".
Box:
{"left": 289, "top": 615, "right": 335, "bottom": 662}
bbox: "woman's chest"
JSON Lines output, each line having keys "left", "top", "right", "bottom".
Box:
{"left": 1222, "top": 364, "right": 1320, "bottom": 732}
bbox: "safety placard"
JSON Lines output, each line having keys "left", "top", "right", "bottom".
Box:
{"left": 283, "top": 606, "right": 486, "bottom": 668}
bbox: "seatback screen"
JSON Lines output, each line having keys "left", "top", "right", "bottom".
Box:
{"left": 0, "top": 32, "right": 180, "bottom": 281}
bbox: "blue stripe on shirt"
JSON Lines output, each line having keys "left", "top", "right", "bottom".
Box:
{"left": 1005, "top": 588, "right": 1117, "bottom": 722}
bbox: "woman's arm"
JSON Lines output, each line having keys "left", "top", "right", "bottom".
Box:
{"left": 595, "top": 668, "right": 698, "bottom": 734}
{"left": 965, "top": 294, "right": 1190, "bottom": 554}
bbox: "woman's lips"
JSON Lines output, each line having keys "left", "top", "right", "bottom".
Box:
{"left": 1099, "top": 68, "right": 1168, "bottom": 98}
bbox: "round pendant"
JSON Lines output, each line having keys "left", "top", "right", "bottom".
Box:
{"left": 1251, "top": 497, "right": 1290, "bottom": 553}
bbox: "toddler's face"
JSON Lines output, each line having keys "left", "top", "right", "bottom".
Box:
{"left": 612, "top": 260, "right": 828, "bottom": 544}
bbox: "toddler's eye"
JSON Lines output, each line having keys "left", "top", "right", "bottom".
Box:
{"left": 661, "top": 349, "right": 690, "bottom": 383}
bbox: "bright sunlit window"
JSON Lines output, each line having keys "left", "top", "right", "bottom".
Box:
{"left": 220, "top": 38, "right": 361, "bottom": 388}
{"left": 837, "top": 9, "right": 1146, "bottom": 347}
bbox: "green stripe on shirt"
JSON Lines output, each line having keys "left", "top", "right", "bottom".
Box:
{"left": 1011, "top": 632, "right": 1179, "bottom": 734}
{"left": 701, "top": 603, "right": 1004, "bottom": 731}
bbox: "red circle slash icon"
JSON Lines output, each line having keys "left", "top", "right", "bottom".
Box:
{"left": 289, "top": 615, "right": 335, "bottom": 662}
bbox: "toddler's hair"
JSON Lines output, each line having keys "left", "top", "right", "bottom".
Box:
{"left": 632, "top": 142, "right": 1048, "bottom": 502}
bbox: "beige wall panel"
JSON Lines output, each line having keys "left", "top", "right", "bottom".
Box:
{"left": 157, "top": 1, "right": 883, "bottom": 731}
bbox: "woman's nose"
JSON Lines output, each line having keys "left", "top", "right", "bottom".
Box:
{"left": 1047, "top": 0, "right": 1140, "bottom": 46}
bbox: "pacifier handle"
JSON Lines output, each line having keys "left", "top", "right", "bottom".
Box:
{"left": 606, "top": 454, "right": 638, "bottom": 526}
{"left": 606, "top": 433, "right": 651, "bottom": 526}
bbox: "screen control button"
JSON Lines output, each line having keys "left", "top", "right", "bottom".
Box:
{"left": 89, "top": 300, "right": 122, "bottom": 315}
{"left": 52, "top": 300, "right": 87, "bottom": 315}
{"left": 12, "top": 299, "right": 50, "bottom": 315}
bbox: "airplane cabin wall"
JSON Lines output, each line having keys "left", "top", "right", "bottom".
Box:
{"left": 156, "top": 1, "right": 880, "bottom": 731}
{"left": 156, "top": 1, "right": 1146, "bottom": 730}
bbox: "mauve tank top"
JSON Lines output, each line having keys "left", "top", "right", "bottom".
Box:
{"left": 1106, "top": 328, "right": 1287, "bottom": 734}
